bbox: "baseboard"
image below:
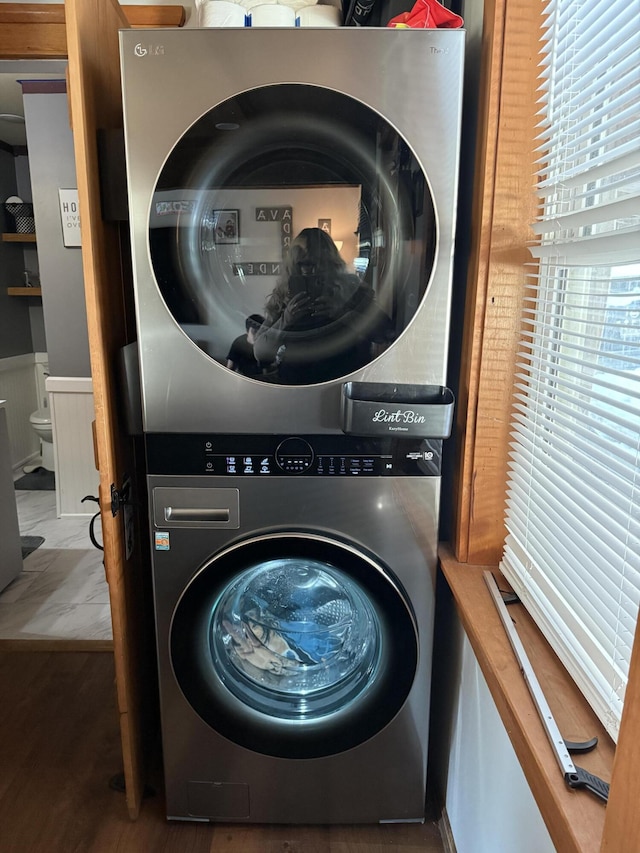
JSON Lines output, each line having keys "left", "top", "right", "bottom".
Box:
{"left": 439, "top": 808, "right": 457, "bottom": 853}
{"left": 12, "top": 452, "right": 40, "bottom": 474}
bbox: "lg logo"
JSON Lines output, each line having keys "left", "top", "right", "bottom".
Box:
{"left": 134, "top": 43, "right": 165, "bottom": 57}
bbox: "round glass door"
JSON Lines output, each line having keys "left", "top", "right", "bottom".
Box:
{"left": 150, "top": 84, "right": 436, "bottom": 385}
{"left": 170, "top": 533, "right": 419, "bottom": 758}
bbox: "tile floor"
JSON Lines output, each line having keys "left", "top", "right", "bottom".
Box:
{"left": 0, "top": 485, "right": 112, "bottom": 642}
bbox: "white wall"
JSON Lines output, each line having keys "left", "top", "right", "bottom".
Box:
{"left": 444, "top": 627, "right": 556, "bottom": 853}
{"left": 22, "top": 88, "right": 91, "bottom": 378}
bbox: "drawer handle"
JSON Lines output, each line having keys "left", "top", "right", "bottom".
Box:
{"left": 164, "top": 507, "right": 230, "bottom": 522}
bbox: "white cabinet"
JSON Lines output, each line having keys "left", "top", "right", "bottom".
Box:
{"left": 0, "top": 401, "right": 22, "bottom": 592}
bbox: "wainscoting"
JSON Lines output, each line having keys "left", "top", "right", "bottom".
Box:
{"left": 0, "top": 353, "right": 41, "bottom": 469}
{"left": 0, "top": 355, "right": 98, "bottom": 517}
{"left": 47, "top": 376, "right": 99, "bottom": 517}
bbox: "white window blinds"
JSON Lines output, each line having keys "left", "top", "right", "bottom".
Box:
{"left": 499, "top": 0, "right": 640, "bottom": 740}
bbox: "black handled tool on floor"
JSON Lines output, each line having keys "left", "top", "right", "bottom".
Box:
{"left": 483, "top": 572, "right": 610, "bottom": 803}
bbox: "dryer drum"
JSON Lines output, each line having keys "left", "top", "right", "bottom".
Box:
{"left": 179, "top": 102, "right": 405, "bottom": 319}
{"left": 148, "top": 83, "right": 437, "bottom": 384}
{"left": 169, "top": 532, "right": 419, "bottom": 759}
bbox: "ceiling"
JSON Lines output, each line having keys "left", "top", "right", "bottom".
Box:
{"left": 0, "top": 60, "right": 68, "bottom": 147}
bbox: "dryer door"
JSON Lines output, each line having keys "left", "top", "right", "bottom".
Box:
{"left": 170, "top": 533, "right": 419, "bottom": 758}
{"left": 149, "top": 84, "right": 436, "bottom": 385}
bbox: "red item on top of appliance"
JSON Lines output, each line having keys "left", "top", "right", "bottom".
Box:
{"left": 387, "top": 0, "right": 463, "bottom": 28}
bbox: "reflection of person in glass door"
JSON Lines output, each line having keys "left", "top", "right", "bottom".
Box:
{"left": 253, "top": 228, "right": 391, "bottom": 383}
{"left": 226, "top": 314, "right": 265, "bottom": 376}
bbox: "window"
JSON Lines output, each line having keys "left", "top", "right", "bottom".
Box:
{"left": 500, "top": 0, "right": 640, "bottom": 739}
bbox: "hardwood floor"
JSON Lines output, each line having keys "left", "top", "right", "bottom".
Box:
{"left": 0, "top": 651, "right": 445, "bottom": 853}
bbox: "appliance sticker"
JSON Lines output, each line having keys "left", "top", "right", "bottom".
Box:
{"left": 155, "top": 531, "right": 170, "bottom": 551}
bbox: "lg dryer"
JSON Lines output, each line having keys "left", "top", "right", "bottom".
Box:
{"left": 119, "top": 28, "right": 464, "bottom": 436}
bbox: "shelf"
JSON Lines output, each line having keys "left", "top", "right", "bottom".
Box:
{"left": 2, "top": 232, "right": 37, "bottom": 243}
{"left": 439, "top": 545, "right": 611, "bottom": 853}
{"left": 7, "top": 287, "right": 42, "bottom": 297}
{"left": 3, "top": 233, "right": 39, "bottom": 295}
{"left": 0, "top": 5, "right": 186, "bottom": 59}
{"left": 2, "top": 233, "right": 36, "bottom": 243}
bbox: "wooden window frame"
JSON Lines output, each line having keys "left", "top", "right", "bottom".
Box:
{"left": 452, "top": 0, "right": 640, "bottom": 849}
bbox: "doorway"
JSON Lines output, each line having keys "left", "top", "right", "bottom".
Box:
{"left": 0, "top": 59, "right": 111, "bottom": 645}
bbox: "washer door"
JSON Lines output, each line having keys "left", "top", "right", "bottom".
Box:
{"left": 149, "top": 83, "right": 436, "bottom": 385}
{"left": 170, "top": 533, "right": 419, "bottom": 758}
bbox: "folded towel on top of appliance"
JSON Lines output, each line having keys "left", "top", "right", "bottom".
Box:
{"left": 197, "top": 0, "right": 344, "bottom": 26}
{"left": 199, "top": 0, "right": 247, "bottom": 26}
{"left": 245, "top": 0, "right": 344, "bottom": 26}
{"left": 240, "top": 0, "right": 318, "bottom": 13}
{"left": 296, "top": 4, "right": 342, "bottom": 25}
{"left": 197, "top": 0, "right": 243, "bottom": 25}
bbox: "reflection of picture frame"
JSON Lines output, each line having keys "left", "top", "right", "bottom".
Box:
{"left": 213, "top": 209, "right": 239, "bottom": 244}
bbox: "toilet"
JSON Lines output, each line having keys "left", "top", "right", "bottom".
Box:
{"left": 29, "top": 408, "right": 55, "bottom": 471}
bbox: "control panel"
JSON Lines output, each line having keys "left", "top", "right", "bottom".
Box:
{"left": 146, "top": 434, "right": 443, "bottom": 477}
{"left": 275, "top": 437, "right": 315, "bottom": 473}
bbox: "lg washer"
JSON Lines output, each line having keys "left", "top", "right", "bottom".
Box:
{"left": 147, "top": 432, "right": 442, "bottom": 823}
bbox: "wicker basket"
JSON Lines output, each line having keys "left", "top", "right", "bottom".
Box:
{"left": 4, "top": 202, "right": 35, "bottom": 234}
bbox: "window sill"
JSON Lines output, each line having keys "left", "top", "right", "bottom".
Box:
{"left": 439, "top": 543, "right": 613, "bottom": 853}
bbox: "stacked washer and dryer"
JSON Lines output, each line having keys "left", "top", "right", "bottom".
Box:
{"left": 119, "top": 27, "right": 464, "bottom": 824}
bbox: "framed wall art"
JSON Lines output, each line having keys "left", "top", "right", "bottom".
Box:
{"left": 213, "top": 209, "right": 239, "bottom": 244}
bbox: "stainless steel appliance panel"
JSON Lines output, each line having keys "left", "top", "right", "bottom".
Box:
{"left": 120, "top": 29, "right": 464, "bottom": 434}
{"left": 149, "top": 474, "right": 438, "bottom": 823}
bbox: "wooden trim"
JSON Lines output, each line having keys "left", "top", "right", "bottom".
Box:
{"left": 0, "top": 3, "right": 185, "bottom": 25}
{"left": 121, "top": 5, "right": 187, "bottom": 27}
{"left": 64, "top": 0, "right": 147, "bottom": 820}
{"left": 453, "top": 0, "right": 542, "bottom": 564}
{"left": 439, "top": 808, "right": 458, "bottom": 853}
{"left": 2, "top": 233, "right": 36, "bottom": 243}
{"left": 601, "top": 624, "right": 640, "bottom": 851}
{"left": 439, "top": 544, "right": 611, "bottom": 853}
{"left": 0, "top": 3, "right": 185, "bottom": 58}
{"left": 452, "top": 0, "right": 506, "bottom": 563}
{"left": 0, "top": 4, "right": 67, "bottom": 23}
{"left": 7, "top": 287, "right": 42, "bottom": 296}
{"left": 0, "top": 26, "right": 66, "bottom": 59}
